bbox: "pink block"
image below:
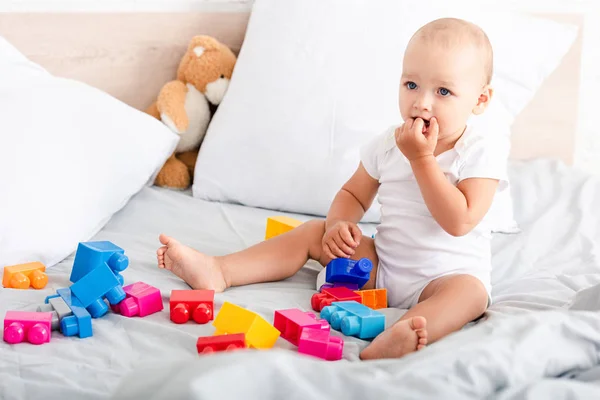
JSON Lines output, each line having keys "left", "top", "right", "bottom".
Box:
{"left": 298, "top": 327, "right": 343, "bottom": 361}
{"left": 273, "top": 309, "right": 329, "bottom": 346}
{"left": 112, "top": 282, "right": 163, "bottom": 317}
{"left": 3, "top": 311, "right": 53, "bottom": 345}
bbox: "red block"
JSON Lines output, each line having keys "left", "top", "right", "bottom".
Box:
{"left": 170, "top": 290, "right": 214, "bottom": 324}
{"left": 273, "top": 309, "right": 329, "bottom": 346}
{"left": 196, "top": 333, "right": 247, "bottom": 354}
{"left": 311, "top": 287, "right": 362, "bottom": 312}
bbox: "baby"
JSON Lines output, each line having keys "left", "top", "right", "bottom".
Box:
{"left": 157, "top": 18, "right": 512, "bottom": 360}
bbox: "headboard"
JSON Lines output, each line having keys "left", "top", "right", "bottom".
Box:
{"left": 0, "top": 12, "right": 584, "bottom": 165}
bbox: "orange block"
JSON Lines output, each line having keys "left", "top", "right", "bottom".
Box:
{"left": 265, "top": 216, "right": 303, "bottom": 240}
{"left": 2, "top": 262, "right": 48, "bottom": 289}
{"left": 355, "top": 288, "right": 387, "bottom": 310}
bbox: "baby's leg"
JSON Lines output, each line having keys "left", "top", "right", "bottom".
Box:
{"left": 360, "top": 274, "right": 488, "bottom": 360}
{"left": 157, "top": 220, "right": 378, "bottom": 292}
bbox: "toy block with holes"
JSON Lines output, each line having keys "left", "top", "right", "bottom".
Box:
{"left": 2, "top": 262, "right": 48, "bottom": 290}
{"left": 3, "top": 311, "right": 53, "bottom": 345}
{"left": 70, "top": 241, "right": 129, "bottom": 285}
{"left": 297, "top": 327, "right": 344, "bottom": 361}
{"left": 354, "top": 288, "right": 387, "bottom": 310}
{"left": 212, "top": 301, "right": 280, "bottom": 349}
{"left": 170, "top": 289, "right": 214, "bottom": 324}
{"left": 69, "top": 262, "right": 126, "bottom": 318}
{"left": 112, "top": 282, "right": 163, "bottom": 318}
{"left": 196, "top": 333, "right": 247, "bottom": 355}
{"left": 265, "top": 216, "right": 303, "bottom": 240}
{"left": 273, "top": 309, "right": 329, "bottom": 346}
{"left": 37, "top": 296, "right": 73, "bottom": 331}
{"left": 45, "top": 288, "right": 93, "bottom": 338}
{"left": 319, "top": 282, "right": 359, "bottom": 292}
{"left": 320, "top": 301, "right": 385, "bottom": 340}
{"left": 325, "top": 258, "right": 373, "bottom": 287}
{"left": 311, "top": 287, "right": 362, "bottom": 312}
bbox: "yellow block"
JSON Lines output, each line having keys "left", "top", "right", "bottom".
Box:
{"left": 2, "top": 262, "right": 48, "bottom": 289}
{"left": 355, "top": 288, "right": 387, "bottom": 310}
{"left": 265, "top": 216, "right": 303, "bottom": 240}
{"left": 212, "top": 302, "right": 280, "bottom": 349}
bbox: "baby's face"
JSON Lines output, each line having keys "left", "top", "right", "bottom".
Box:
{"left": 399, "top": 40, "right": 489, "bottom": 139}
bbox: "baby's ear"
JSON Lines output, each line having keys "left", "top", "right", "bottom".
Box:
{"left": 472, "top": 85, "right": 493, "bottom": 115}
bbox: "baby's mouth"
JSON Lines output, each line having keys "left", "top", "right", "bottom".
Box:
{"left": 423, "top": 119, "right": 430, "bottom": 128}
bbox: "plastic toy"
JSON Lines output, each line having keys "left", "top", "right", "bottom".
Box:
{"left": 112, "top": 282, "right": 163, "bottom": 318}
{"left": 2, "top": 262, "right": 48, "bottom": 289}
{"left": 46, "top": 288, "right": 93, "bottom": 338}
{"left": 170, "top": 289, "right": 214, "bottom": 324}
{"left": 196, "top": 333, "right": 247, "bottom": 354}
{"left": 37, "top": 296, "right": 73, "bottom": 331}
{"left": 212, "top": 301, "right": 280, "bottom": 349}
{"left": 320, "top": 301, "right": 385, "bottom": 340}
{"left": 355, "top": 288, "right": 387, "bottom": 310}
{"left": 3, "top": 311, "right": 53, "bottom": 345}
{"left": 325, "top": 258, "right": 373, "bottom": 287}
{"left": 69, "top": 262, "right": 126, "bottom": 318}
{"left": 319, "top": 282, "right": 359, "bottom": 292}
{"left": 273, "top": 309, "right": 329, "bottom": 346}
{"left": 70, "top": 241, "right": 129, "bottom": 285}
{"left": 311, "top": 287, "right": 362, "bottom": 312}
{"left": 297, "top": 327, "right": 343, "bottom": 361}
{"left": 265, "top": 216, "right": 303, "bottom": 240}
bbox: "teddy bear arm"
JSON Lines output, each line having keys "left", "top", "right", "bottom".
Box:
{"left": 157, "top": 81, "right": 189, "bottom": 134}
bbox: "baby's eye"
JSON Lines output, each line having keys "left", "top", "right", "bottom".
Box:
{"left": 406, "top": 81, "right": 417, "bottom": 90}
{"left": 438, "top": 87, "right": 451, "bottom": 96}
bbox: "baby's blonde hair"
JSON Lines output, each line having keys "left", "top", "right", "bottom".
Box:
{"left": 410, "top": 18, "right": 493, "bottom": 85}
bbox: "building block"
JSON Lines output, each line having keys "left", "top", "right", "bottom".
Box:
{"left": 320, "top": 301, "right": 385, "bottom": 340}
{"left": 273, "top": 309, "right": 329, "bottom": 346}
{"left": 265, "top": 216, "right": 303, "bottom": 240}
{"left": 111, "top": 282, "right": 163, "bottom": 318}
{"left": 355, "top": 288, "right": 387, "bottom": 310}
{"left": 70, "top": 241, "right": 129, "bottom": 284}
{"left": 325, "top": 258, "right": 373, "bottom": 287}
{"left": 319, "top": 282, "right": 359, "bottom": 292}
{"left": 37, "top": 296, "right": 73, "bottom": 331}
{"left": 69, "top": 262, "right": 126, "bottom": 318}
{"left": 196, "top": 333, "right": 247, "bottom": 354}
{"left": 2, "top": 262, "right": 48, "bottom": 289}
{"left": 170, "top": 289, "right": 214, "bottom": 324}
{"left": 297, "top": 327, "right": 343, "bottom": 361}
{"left": 3, "top": 311, "right": 53, "bottom": 344}
{"left": 311, "top": 287, "right": 362, "bottom": 312}
{"left": 212, "top": 302, "right": 280, "bottom": 349}
{"left": 45, "top": 288, "right": 93, "bottom": 338}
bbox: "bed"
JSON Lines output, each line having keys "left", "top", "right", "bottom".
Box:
{"left": 2, "top": 5, "right": 600, "bottom": 400}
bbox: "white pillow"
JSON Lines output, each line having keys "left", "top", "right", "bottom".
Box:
{"left": 193, "top": 0, "right": 578, "bottom": 222}
{"left": 0, "top": 36, "right": 179, "bottom": 267}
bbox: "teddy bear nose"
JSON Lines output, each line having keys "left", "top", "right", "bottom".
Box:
{"left": 220, "top": 74, "right": 225, "bottom": 79}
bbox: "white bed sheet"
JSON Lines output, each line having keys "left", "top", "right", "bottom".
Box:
{"left": 1, "top": 159, "right": 600, "bottom": 399}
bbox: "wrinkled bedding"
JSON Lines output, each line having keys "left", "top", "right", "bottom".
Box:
{"left": 1, "top": 159, "right": 600, "bottom": 399}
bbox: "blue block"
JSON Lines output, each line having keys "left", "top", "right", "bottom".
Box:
{"left": 55, "top": 288, "right": 93, "bottom": 338}
{"left": 325, "top": 258, "right": 373, "bottom": 287}
{"left": 70, "top": 262, "right": 126, "bottom": 318}
{"left": 70, "top": 241, "right": 129, "bottom": 283}
{"left": 320, "top": 301, "right": 385, "bottom": 340}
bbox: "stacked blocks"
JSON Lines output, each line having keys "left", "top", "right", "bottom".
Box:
{"left": 196, "top": 333, "right": 247, "bottom": 354}
{"left": 311, "top": 287, "right": 362, "bottom": 312}
{"left": 69, "top": 262, "right": 126, "bottom": 318}
{"left": 37, "top": 296, "right": 73, "bottom": 331}
{"left": 70, "top": 241, "right": 129, "bottom": 285}
{"left": 321, "top": 301, "right": 385, "bottom": 340}
{"left": 3, "top": 311, "right": 53, "bottom": 345}
{"left": 319, "top": 282, "right": 359, "bottom": 292}
{"left": 2, "top": 262, "right": 48, "bottom": 289}
{"left": 170, "top": 290, "right": 214, "bottom": 324}
{"left": 112, "top": 282, "right": 163, "bottom": 317}
{"left": 212, "top": 302, "right": 280, "bottom": 349}
{"left": 45, "top": 288, "right": 93, "bottom": 338}
{"left": 265, "top": 216, "right": 303, "bottom": 240}
{"left": 325, "top": 258, "right": 373, "bottom": 287}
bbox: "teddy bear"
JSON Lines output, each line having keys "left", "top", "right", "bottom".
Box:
{"left": 146, "top": 35, "right": 237, "bottom": 189}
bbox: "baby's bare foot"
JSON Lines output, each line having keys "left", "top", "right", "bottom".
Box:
{"left": 156, "top": 234, "right": 227, "bottom": 292}
{"left": 359, "top": 316, "right": 428, "bottom": 360}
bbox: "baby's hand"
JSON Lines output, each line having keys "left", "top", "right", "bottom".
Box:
{"left": 322, "top": 221, "right": 362, "bottom": 259}
{"left": 395, "top": 117, "right": 439, "bottom": 161}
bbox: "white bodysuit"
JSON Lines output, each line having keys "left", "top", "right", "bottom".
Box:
{"left": 317, "top": 119, "right": 517, "bottom": 309}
